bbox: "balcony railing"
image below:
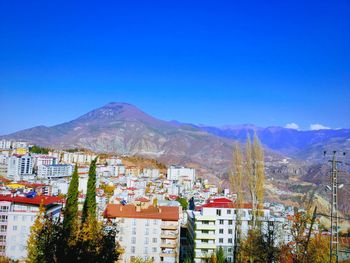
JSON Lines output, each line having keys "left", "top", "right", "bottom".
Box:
{"left": 161, "top": 223, "right": 178, "bottom": 230}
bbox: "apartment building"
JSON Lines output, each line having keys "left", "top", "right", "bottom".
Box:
{"left": 37, "top": 164, "right": 73, "bottom": 178}
{"left": 33, "top": 154, "right": 57, "bottom": 167}
{"left": 187, "top": 197, "right": 277, "bottom": 263}
{"left": 0, "top": 195, "right": 62, "bottom": 260}
{"left": 167, "top": 166, "right": 195, "bottom": 190}
{"left": 104, "top": 201, "right": 180, "bottom": 263}
{"left": 7, "top": 154, "right": 33, "bottom": 181}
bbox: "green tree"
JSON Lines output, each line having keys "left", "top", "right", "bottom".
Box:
{"left": 63, "top": 164, "right": 79, "bottom": 238}
{"left": 176, "top": 197, "right": 188, "bottom": 210}
{"left": 29, "top": 145, "right": 50, "bottom": 154}
{"left": 216, "top": 246, "right": 225, "bottom": 263}
{"left": 82, "top": 158, "right": 97, "bottom": 224}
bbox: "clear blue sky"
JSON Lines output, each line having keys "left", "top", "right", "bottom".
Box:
{"left": 0, "top": 0, "right": 349, "bottom": 134}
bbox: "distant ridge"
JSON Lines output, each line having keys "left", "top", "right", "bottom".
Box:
{"left": 2, "top": 102, "right": 350, "bottom": 170}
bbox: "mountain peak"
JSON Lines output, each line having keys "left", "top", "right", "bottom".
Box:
{"left": 74, "top": 102, "right": 168, "bottom": 127}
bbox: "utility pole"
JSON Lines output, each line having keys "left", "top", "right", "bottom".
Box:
{"left": 325, "top": 150, "right": 346, "bottom": 263}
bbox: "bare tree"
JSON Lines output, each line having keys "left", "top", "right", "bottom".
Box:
{"left": 246, "top": 134, "right": 265, "bottom": 228}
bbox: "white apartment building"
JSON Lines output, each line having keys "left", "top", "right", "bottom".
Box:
{"left": 32, "top": 154, "right": 57, "bottom": 167}
{"left": 0, "top": 155, "right": 8, "bottom": 177}
{"left": 7, "top": 155, "right": 33, "bottom": 181}
{"left": 0, "top": 140, "right": 12, "bottom": 150}
{"left": 0, "top": 195, "right": 62, "bottom": 260}
{"left": 167, "top": 166, "right": 196, "bottom": 190}
{"left": 104, "top": 201, "right": 180, "bottom": 263}
{"left": 61, "top": 152, "right": 98, "bottom": 164}
{"left": 142, "top": 168, "right": 160, "bottom": 179}
{"left": 187, "top": 197, "right": 282, "bottom": 263}
{"left": 37, "top": 164, "right": 73, "bottom": 179}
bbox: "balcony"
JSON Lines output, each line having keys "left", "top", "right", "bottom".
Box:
{"left": 195, "top": 233, "right": 216, "bottom": 240}
{"left": 195, "top": 224, "right": 216, "bottom": 231}
{"left": 195, "top": 241, "right": 216, "bottom": 249}
{"left": 160, "top": 241, "right": 177, "bottom": 248}
{"left": 161, "top": 223, "right": 178, "bottom": 230}
{"left": 161, "top": 230, "right": 178, "bottom": 239}
{"left": 160, "top": 249, "right": 176, "bottom": 258}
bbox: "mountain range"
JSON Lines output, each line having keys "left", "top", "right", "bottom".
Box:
{"left": 2, "top": 102, "right": 350, "bottom": 214}
{"left": 2, "top": 102, "right": 349, "bottom": 166}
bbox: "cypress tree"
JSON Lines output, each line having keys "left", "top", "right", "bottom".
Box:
{"left": 82, "top": 158, "right": 97, "bottom": 223}
{"left": 63, "top": 164, "right": 79, "bottom": 235}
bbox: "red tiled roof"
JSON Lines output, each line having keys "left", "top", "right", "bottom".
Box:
{"left": 104, "top": 204, "right": 179, "bottom": 221}
{"left": 135, "top": 197, "right": 149, "bottom": 202}
{"left": 0, "top": 195, "right": 63, "bottom": 206}
{"left": 200, "top": 197, "right": 253, "bottom": 209}
{"left": 168, "top": 195, "right": 179, "bottom": 200}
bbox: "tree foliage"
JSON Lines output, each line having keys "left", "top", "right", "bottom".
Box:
{"left": 176, "top": 197, "right": 189, "bottom": 210}
{"left": 82, "top": 158, "right": 97, "bottom": 224}
{"left": 26, "top": 160, "right": 120, "bottom": 263}
{"left": 63, "top": 164, "right": 79, "bottom": 238}
{"left": 216, "top": 246, "right": 225, "bottom": 263}
{"left": 29, "top": 145, "right": 51, "bottom": 154}
{"left": 240, "top": 228, "right": 280, "bottom": 263}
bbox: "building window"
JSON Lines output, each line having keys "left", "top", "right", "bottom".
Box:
{"left": 228, "top": 229, "right": 233, "bottom": 234}
{"left": 153, "top": 228, "right": 157, "bottom": 234}
{"left": 144, "top": 237, "right": 149, "bottom": 245}
{"left": 0, "top": 226, "right": 7, "bottom": 232}
{"left": 227, "top": 209, "right": 231, "bottom": 214}
{"left": 145, "top": 220, "right": 150, "bottom": 226}
{"left": 219, "top": 220, "right": 224, "bottom": 225}
{"left": 216, "top": 209, "right": 221, "bottom": 216}
{"left": 131, "top": 237, "right": 136, "bottom": 244}
{"left": 132, "top": 219, "right": 136, "bottom": 226}
{"left": 152, "top": 238, "right": 157, "bottom": 243}
{"left": 152, "top": 247, "right": 157, "bottom": 252}
{"left": 144, "top": 247, "right": 148, "bottom": 254}
{"left": 132, "top": 228, "right": 136, "bottom": 235}
{"left": 228, "top": 248, "right": 232, "bottom": 253}
{"left": 228, "top": 220, "right": 233, "bottom": 225}
{"left": 153, "top": 219, "right": 158, "bottom": 225}
{"left": 219, "top": 238, "right": 223, "bottom": 243}
{"left": 219, "top": 229, "right": 224, "bottom": 234}
{"left": 131, "top": 246, "right": 135, "bottom": 253}
{"left": 145, "top": 228, "right": 149, "bottom": 235}
{"left": 202, "top": 230, "right": 209, "bottom": 234}
{"left": 228, "top": 238, "right": 233, "bottom": 243}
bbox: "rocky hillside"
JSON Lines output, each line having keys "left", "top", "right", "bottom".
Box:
{"left": 1, "top": 102, "right": 234, "bottom": 177}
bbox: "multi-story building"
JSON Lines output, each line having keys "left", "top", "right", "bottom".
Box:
{"left": 167, "top": 166, "right": 196, "bottom": 190}
{"left": 0, "top": 155, "right": 8, "bottom": 177}
{"left": 187, "top": 197, "right": 281, "bottom": 263}
{"left": 7, "top": 154, "right": 33, "bottom": 181}
{"left": 0, "top": 195, "right": 62, "bottom": 261}
{"left": 33, "top": 154, "right": 57, "bottom": 167}
{"left": 0, "top": 140, "right": 12, "bottom": 150}
{"left": 37, "top": 164, "right": 73, "bottom": 179}
{"left": 61, "top": 152, "right": 98, "bottom": 164}
{"left": 104, "top": 201, "right": 180, "bottom": 263}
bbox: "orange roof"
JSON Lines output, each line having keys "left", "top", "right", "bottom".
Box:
{"left": 104, "top": 204, "right": 179, "bottom": 221}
